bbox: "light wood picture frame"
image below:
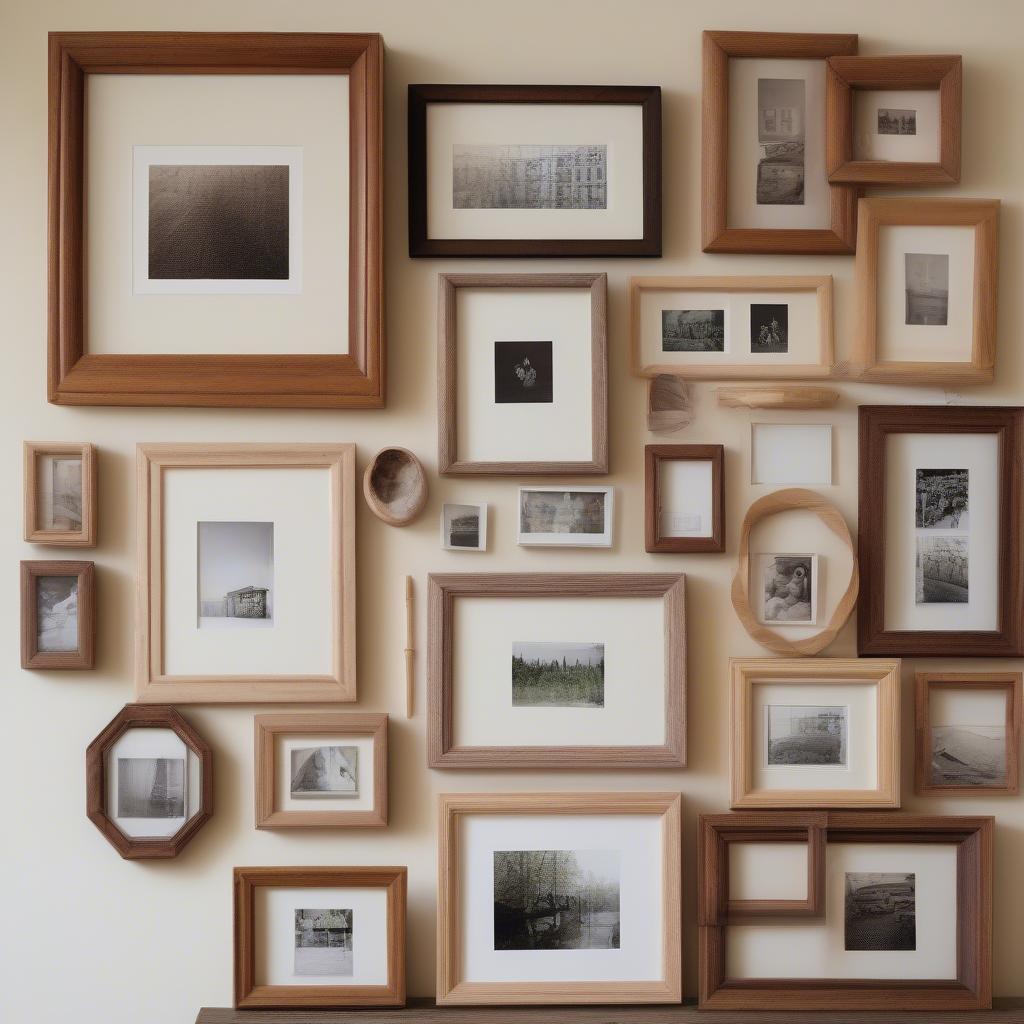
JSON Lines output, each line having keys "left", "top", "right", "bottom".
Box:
{"left": 437, "top": 792, "right": 682, "bottom": 1006}
{"left": 234, "top": 865, "right": 406, "bottom": 1009}
{"left": 730, "top": 657, "right": 901, "bottom": 809}
{"left": 254, "top": 713, "right": 388, "bottom": 828}
{"left": 23, "top": 441, "right": 96, "bottom": 546}
{"left": 644, "top": 444, "right": 724, "bottom": 553}
{"left": 21, "top": 559, "right": 95, "bottom": 670}
{"left": 135, "top": 443, "right": 356, "bottom": 703}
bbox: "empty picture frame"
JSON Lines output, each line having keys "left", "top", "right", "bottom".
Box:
{"left": 409, "top": 84, "right": 661, "bottom": 258}
{"left": 631, "top": 276, "right": 833, "bottom": 380}
{"left": 234, "top": 865, "right": 406, "bottom": 1008}
{"left": 702, "top": 31, "right": 859, "bottom": 255}
{"left": 517, "top": 486, "right": 613, "bottom": 548}
{"left": 644, "top": 444, "right": 724, "bottom": 553}
{"left": 254, "top": 713, "right": 388, "bottom": 829}
{"left": 750, "top": 422, "right": 833, "bottom": 485}
{"left": 915, "top": 672, "right": 1022, "bottom": 796}
{"left": 427, "top": 573, "right": 686, "bottom": 769}
{"left": 135, "top": 443, "right": 357, "bottom": 703}
{"left": 852, "top": 198, "right": 999, "bottom": 384}
{"left": 858, "top": 405, "right": 1024, "bottom": 657}
{"left": 21, "top": 560, "right": 95, "bottom": 670}
{"left": 48, "top": 32, "right": 384, "bottom": 408}
{"left": 23, "top": 442, "right": 96, "bottom": 546}
{"left": 826, "top": 55, "right": 961, "bottom": 185}
{"left": 436, "top": 792, "right": 682, "bottom": 1005}
{"left": 438, "top": 273, "right": 607, "bottom": 475}
{"left": 730, "top": 657, "right": 900, "bottom": 809}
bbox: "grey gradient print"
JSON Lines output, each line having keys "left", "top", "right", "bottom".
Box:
{"left": 117, "top": 757, "right": 186, "bottom": 818}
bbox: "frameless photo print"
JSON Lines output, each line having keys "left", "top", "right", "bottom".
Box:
{"left": 36, "top": 575, "right": 79, "bottom": 652}
{"left": 750, "top": 303, "right": 789, "bottom": 353}
{"left": 915, "top": 468, "right": 968, "bottom": 529}
{"left": 916, "top": 535, "right": 968, "bottom": 604}
{"left": 493, "top": 341, "right": 554, "bottom": 404}
{"left": 512, "top": 641, "right": 605, "bottom": 708}
{"left": 767, "top": 704, "right": 848, "bottom": 766}
{"left": 760, "top": 554, "right": 816, "bottom": 624}
{"left": 197, "top": 521, "right": 274, "bottom": 628}
{"left": 290, "top": 745, "right": 358, "bottom": 798}
{"left": 844, "top": 872, "right": 916, "bottom": 951}
{"left": 442, "top": 503, "right": 485, "bottom": 550}
{"left": 931, "top": 725, "right": 1006, "bottom": 787}
{"left": 294, "top": 908, "right": 354, "bottom": 976}
{"left": 905, "top": 253, "right": 949, "bottom": 326}
{"left": 661, "top": 309, "right": 725, "bottom": 352}
{"left": 116, "top": 757, "right": 186, "bottom": 818}
{"left": 756, "top": 78, "right": 805, "bottom": 206}
{"left": 519, "top": 489, "right": 607, "bottom": 538}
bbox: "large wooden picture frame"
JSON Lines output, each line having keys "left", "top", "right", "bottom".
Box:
{"left": 48, "top": 32, "right": 384, "bottom": 408}
{"left": 23, "top": 441, "right": 96, "bottom": 546}
{"left": 21, "top": 559, "right": 95, "bottom": 670}
{"left": 644, "top": 444, "right": 725, "bottom": 553}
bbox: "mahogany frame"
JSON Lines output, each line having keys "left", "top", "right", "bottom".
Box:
{"left": 644, "top": 444, "right": 724, "bottom": 553}
{"left": 47, "top": 32, "right": 384, "bottom": 408}
{"left": 21, "top": 559, "right": 95, "bottom": 669}
{"left": 23, "top": 441, "right": 96, "bottom": 546}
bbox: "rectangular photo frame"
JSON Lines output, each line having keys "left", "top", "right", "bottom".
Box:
{"left": 644, "top": 444, "right": 724, "bottom": 553}
{"left": 21, "top": 559, "right": 95, "bottom": 670}
{"left": 517, "top": 486, "right": 613, "bottom": 548}
{"left": 23, "top": 441, "right": 96, "bottom": 546}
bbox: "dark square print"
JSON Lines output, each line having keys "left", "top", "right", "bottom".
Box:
{"left": 494, "top": 341, "right": 554, "bottom": 404}
{"left": 750, "top": 303, "right": 789, "bottom": 353}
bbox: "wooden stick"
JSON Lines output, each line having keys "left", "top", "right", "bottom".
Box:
{"left": 405, "top": 576, "right": 414, "bottom": 718}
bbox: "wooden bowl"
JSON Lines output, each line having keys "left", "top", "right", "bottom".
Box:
{"left": 363, "top": 447, "right": 428, "bottom": 526}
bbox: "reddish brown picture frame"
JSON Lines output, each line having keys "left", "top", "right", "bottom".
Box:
{"left": 20, "top": 559, "right": 95, "bottom": 669}
{"left": 47, "top": 32, "right": 384, "bottom": 408}
{"left": 644, "top": 444, "right": 724, "bottom": 553}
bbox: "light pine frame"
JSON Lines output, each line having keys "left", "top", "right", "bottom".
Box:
{"left": 436, "top": 792, "right": 682, "bottom": 1006}
{"left": 852, "top": 197, "right": 1000, "bottom": 385}
{"left": 21, "top": 559, "right": 95, "bottom": 670}
{"left": 730, "top": 657, "right": 901, "bottom": 809}
{"left": 254, "top": 713, "right": 388, "bottom": 828}
{"left": 630, "top": 276, "right": 834, "bottom": 380}
{"left": 135, "top": 443, "right": 356, "bottom": 703}
{"left": 23, "top": 441, "right": 96, "bottom": 546}
{"left": 437, "top": 273, "right": 608, "bottom": 475}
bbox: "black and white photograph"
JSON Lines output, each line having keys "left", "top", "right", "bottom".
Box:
{"left": 661, "top": 309, "right": 726, "bottom": 352}
{"left": 750, "top": 303, "right": 789, "bottom": 353}
{"left": 767, "top": 704, "right": 848, "bottom": 766}
{"left": 930, "top": 725, "right": 1006, "bottom": 787}
{"left": 756, "top": 78, "right": 805, "bottom": 206}
{"left": 877, "top": 108, "right": 917, "bottom": 135}
{"left": 197, "top": 521, "right": 274, "bottom": 628}
{"left": 290, "top": 745, "right": 358, "bottom": 798}
{"left": 519, "top": 490, "right": 607, "bottom": 537}
{"left": 915, "top": 468, "right": 968, "bottom": 529}
{"left": 905, "top": 252, "right": 949, "bottom": 326}
{"left": 294, "top": 909, "right": 354, "bottom": 976}
{"left": 35, "top": 575, "right": 79, "bottom": 653}
{"left": 844, "top": 873, "right": 916, "bottom": 952}
{"left": 452, "top": 144, "right": 607, "bottom": 210}
{"left": 916, "top": 535, "right": 968, "bottom": 604}
{"left": 493, "top": 849, "right": 620, "bottom": 951}
{"left": 512, "top": 641, "right": 605, "bottom": 708}
{"left": 760, "top": 554, "right": 815, "bottom": 623}
{"left": 493, "top": 341, "right": 554, "bottom": 404}
{"left": 442, "top": 502, "right": 486, "bottom": 551}
{"left": 116, "top": 757, "right": 186, "bottom": 818}
{"left": 47, "top": 457, "right": 82, "bottom": 531}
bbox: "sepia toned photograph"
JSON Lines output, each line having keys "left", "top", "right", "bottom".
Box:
{"left": 294, "top": 909, "right": 354, "bottom": 976}
{"left": 749, "top": 303, "right": 789, "bottom": 353}
{"left": 905, "top": 252, "right": 949, "bottom": 326}
{"left": 494, "top": 340, "right": 554, "bottom": 404}
{"left": 45, "top": 457, "right": 83, "bottom": 531}
{"left": 916, "top": 468, "right": 969, "bottom": 529}
{"left": 493, "top": 849, "right": 620, "bottom": 951}
{"left": 931, "top": 725, "right": 1006, "bottom": 787}
{"left": 290, "top": 745, "right": 358, "bottom": 798}
{"left": 845, "top": 872, "right": 916, "bottom": 952}
{"left": 877, "top": 107, "right": 917, "bottom": 135}
{"left": 756, "top": 77, "right": 805, "bottom": 206}
{"left": 519, "top": 489, "right": 606, "bottom": 536}
{"left": 36, "top": 575, "right": 79, "bottom": 652}
{"left": 148, "top": 164, "right": 289, "bottom": 281}
{"left": 452, "top": 144, "right": 607, "bottom": 210}
{"left": 760, "top": 554, "right": 815, "bottom": 624}
{"left": 116, "top": 757, "right": 186, "bottom": 818}
{"left": 767, "top": 704, "right": 848, "bottom": 766}
{"left": 916, "top": 535, "right": 968, "bottom": 604}
{"left": 197, "top": 521, "right": 274, "bottom": 628}
{"left": 442, "top": 502, "right": 485, "bottom": 550}
{"left": 512, "top": 641, "right": 605, "bottom": 708}
{"left": 661, "top": 309, "right": 726, "bottom": 352}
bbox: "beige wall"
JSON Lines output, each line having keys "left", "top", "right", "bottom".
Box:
{"left": 3, "top": 0, "right": 1023, "bottom": 1019}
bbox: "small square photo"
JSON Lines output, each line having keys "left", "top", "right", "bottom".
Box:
{"left": 494, "top": 341, "right": 554, "bottom": 404}
{"left": 290, "top": 745, "right": 358, "bottom": 798}
{"left": 117, "top": 757, "right": 186, "bottom": 818}
{"left": 294, "top": 908, "right": 354, "bottom": 976}
{"left": 441, "top": 502, "right": 487, "bottom": 551}
{"left": 661, "top": 309, "right": 725, "bottom": 352}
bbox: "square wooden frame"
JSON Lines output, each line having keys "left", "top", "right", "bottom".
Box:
{"left": 427, "top": 573, "right": 686, "bottom": 769}
{"left": 826, "top": 55, "right": 962, "bottom": 185}
{"left": 698, "top": 812, "right": 994, "bottom": 1011}
{"left": 234, "top": 865, "right": 406, "bottom": 1009}
{"left": 858, "top": 405, "right": 1024, "bottom": 657}
{"left": 645, "top": 444, "right": 724, "bottom": 553}
{"left": 852, "top": 198, "right": 999, "bottom": 385}
{"left": 915, "top": 671, "right": 1022, "bottom": 796}
{"left": 23, "top": 441, "right": 96, "bottom": 546}
{"left": 437, "top": 792, "right": 682, "bottom": 1005}
{"left": 408, "top": 84, "right": 661, "bottom": 258}
{"left": 48, "top": 32, "right": 384, "bottom": 408}
{"left": 135, "top": 443, "right": 356, "bottom": 703}
{"left": 438, "top": 273, "right": 608, "bottom": 475}
{"left": 702, "top": 31, "right": 859, "bottom": 255}
{"left": 21, "top": 559, "right": 95, "bottom": 669}
{"left": 254, "top": 713, "right": 388, "bottom": 828}
{"left": 630, "top": 276, "right": 834, "bottom": 380}
{"left": 730, "top": 657, "right": 901, "bottom": 809}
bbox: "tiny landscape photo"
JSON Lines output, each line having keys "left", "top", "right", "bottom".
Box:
{"left": 294, "top": 909, "right": 353, "bottom": 976}
{"left": 756, "top": 77, "right": 805, "bottom": 205}
{"left": 767, "top": 704, "right": 847, "bottom": 766}
{"left": 290, "top": 745, "right": 358, "bottom": 798}
{"left": 117, "top": 757, "right": 186, "bottom": 818}
{"left": 916, "top": 535, "right": 968, "bottom": 604}
{"left": 877, "top": 108, "right": 917, "bottom": 135}
{"left": 661, "top": 309, "right": 725, "bottom": 352}
{"left": 46, "top": 457, "right": 83, "bottom": 531}
{"left": 931, "top": 725, "right": 1006, "bottom": 786}
{"left": 519, "top": 490, "right": 606, "bottom": 536}
{"left": 494, "top": 341, "right": 554, "bottom": 404}
{"left": 197, "top": 521, "right": 274, "bottom": 627}
{"left": 905, "top": 252, "right": 949, "bottom": 326}
{"left": 845, "top": 873, "right": 916, "bottom": 952}
{"left": 512, "top": 641, "right": 605, "bottom": 708}
{"left": 915, "top": 468, "right": 968, "bottom": 529}
{"left": 443, "top": 503, "right": 483, "bottom": 549}
{"left": 36, "top": 575, "right": 79, "bottom": 652}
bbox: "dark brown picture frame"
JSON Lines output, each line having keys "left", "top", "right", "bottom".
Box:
{"left": 48, "top": 32, "right": 384, "bottom": 408}
{"left": 702, "top": 30, "right": 859, "bottom": 255}
{"left": 20, "top": 559, "right": 95, "bottom": 669}
{"left": 858, "top": 406, "right": 1024, "bottom": 657}
{"left": 86, "top": 704, "right": 213, "bottom": 859}
{"left": 409, "top": 84, "right": 661, "bottom": 258}
{"left": 698, "top": 812, "right": 994, "bottom": 1011}
{"left": 645, "top": 444, "right": 724, "bottom": 553}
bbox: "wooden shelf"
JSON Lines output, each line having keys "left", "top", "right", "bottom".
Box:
{"left": 716, "top": 385, "right": 840, "bottom": 410}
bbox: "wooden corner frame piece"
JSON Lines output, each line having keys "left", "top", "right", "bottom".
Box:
{"left": 21, "top": 559, "right": 95, "bottom": 669}
{"left": 23, "top": 441, "right": 97, "bottom": 546}
{"left": 645, "top": 444, "right": 724, "bottom": 553}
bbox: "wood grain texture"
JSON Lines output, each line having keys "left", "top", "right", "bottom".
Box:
{"left": 362, "top": 448, "right": 428, "bottom": 526}
{"left": 85, "top": 704, "right": 213, "bottom": 859}
{"left": 716, "top": 385, "right": 839, "bottom": 410}
{"left": 437, "top": 273, "right": 608, "bottom": 475}
{"left": 427, "top": 573, "right": 686, "bottom": 768}
{"left": 47, "top": 32, "right": 384, "bottom": 408}
{"left": 857, "top": 406, "right": 1024, "bottom": 656}
{"left": 23, "top": 441, "right": 96, "bottom": 546}
{"left": 408, "top": 85, "right": 661, "bottom": 258}
{"left": 20, "top": 559, "right": 95, "bottom": 669}
{"left": 644, "top": 445, "right": 724, "bottom": 553}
